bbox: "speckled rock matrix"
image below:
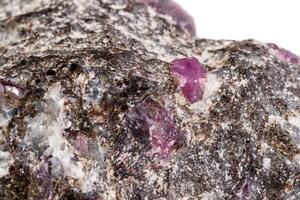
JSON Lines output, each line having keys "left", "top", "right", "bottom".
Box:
{"left": 0, "top": 0, "right": 299, "bottom": 199}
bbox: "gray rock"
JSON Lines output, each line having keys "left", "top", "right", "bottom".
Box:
{"left": 0, "top": 0, "right": 299, "bottom": 199}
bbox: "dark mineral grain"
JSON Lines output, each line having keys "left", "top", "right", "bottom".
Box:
{"left": 0, "top": 0, "right": 299, "bottom": 199}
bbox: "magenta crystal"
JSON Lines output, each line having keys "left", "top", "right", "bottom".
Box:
{"left": 29, "top": 162, "right": 52, "bottom": 200}
{"left": 145, "top": 0, "right": 196, "bottom": 35}
{"left": 74, "top": 134, "right": 89, "bottom": 155}
{"left": 126, "top": 98, "right": 179, "bottom": 159}
{"left": 268, "top": 43, "right": 299, "bottom": 65}
{"left": 150, "top": 106, "right": 179, "bottom": 159}
{"left": 171, "top": 57, "right": 206, "bottom": 103}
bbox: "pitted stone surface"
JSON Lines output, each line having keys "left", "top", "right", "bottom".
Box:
{"left": 0, "top": 0, "right": 299, "bottom": 199}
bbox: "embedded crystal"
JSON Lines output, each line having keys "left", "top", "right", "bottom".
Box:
{"left": 171, "top": 57, "right": 206, "bottom": 103}
{"left": 126, "top": 97, "right": 179, "bottom": 158}
{"left": 268, "top": 43, "right": 299, "bottom": 64}
{"left": 146, "top": 0, "right": 196, "bottom": 35}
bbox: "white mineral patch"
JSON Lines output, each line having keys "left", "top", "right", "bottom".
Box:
{"left": 190, "top": 72, "right": 221, "bottom": 113}
{"left": 103, "top": 186, "right": 117, "bottom": 200}
{"left": 237, "top": 78, "right": 249, "bottom": 87}
{"left": 144, "top": 169, "right": 164, "bottom": 189}
{"left": 24, "top": 82, "right": 99, "bottom": 192}
{"left": 73, "top": 0, "right": 92, "bottom": 11}
{"left": 81, "top": 164, "right": 102, "bottom": 192}
{"left": 203, "top": 73, "right": 222, "bottom": 98}
{"left": 0, "top": 0, "right": 50, "bottom": 20}
{"left": 268, "top": 115, "right": 285, "bottom": 125}
{"left": 115, "top": 9, "right": 197, "bottom": 62}
{"left": 294, "top": 154, "right": 300, "bottom": 166}
{"left": 259, "top": 141, "right": 272, "bottom": 153}
{"left": 200, "top": 191, "right": 217, "bottom": 200}
{"left": 288, "top": 114, "right": 300, "bottom": 130}
{"left": 243, "top": 121, "right": 254, "bottom": 134}
{"left": 0, "top": 30, "right": 20, "bottom": 47}
{"left": 69, "top": 31, "right": 88, "bottom": 39}
{"left": 0, "top": 151, "right": 14, "bottom": 178}
{"left": 114, "top": 24, "right": 175, "bottom": 62}
{"left": 0, "top": 109, "right": 12, "bottom": 129}
{"left": 263, "top": 157, "right": 271, "bottom": 170}
{"left": 288, "top": 115, "right": 300, "bottom": 149}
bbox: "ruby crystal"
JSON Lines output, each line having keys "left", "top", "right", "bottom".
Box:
{"left": 171, "top": 57, "right": 206, "bottom": 103}
{"left": 268, "top": 43, "right": 299, "bottom": 65}
{"left": 126, "top": 98, "right": 179, "bottom": 159}
{"left": 145, "top": 0, "right": 196, "bottom": 35}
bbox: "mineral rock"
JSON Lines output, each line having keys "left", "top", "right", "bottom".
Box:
{"left": 0, "top": 0, "right": 299, "bottom": 199}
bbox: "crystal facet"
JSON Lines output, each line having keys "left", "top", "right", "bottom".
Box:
{"left": 171, "top": 57, "right": 206, "bottom": 103}
{"left": 126, "top": 97, "right": 179, "bottom": 159}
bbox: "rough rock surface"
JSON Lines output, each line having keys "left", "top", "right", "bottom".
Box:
{"left": 0, "top": 0, "right": 299, "bottom": 199}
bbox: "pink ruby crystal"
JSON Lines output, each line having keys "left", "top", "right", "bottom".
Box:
{"left": 126, "top": 98, "right": 179, "bottom": 159}
{"left": 150, "top": 106, "right": 179, "bottom": 159}
{"left": 171, "top": 57, "right": 206, "bottom": 103}
{"left": 268, "top": 43, "right": 299, "bottom": 65}
{"left": 145, "top": 0, "right": 196, "bottom": 35}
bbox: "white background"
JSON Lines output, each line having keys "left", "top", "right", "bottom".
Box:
{"left": 175, "top": 0, "right": 300, "bottom": 54}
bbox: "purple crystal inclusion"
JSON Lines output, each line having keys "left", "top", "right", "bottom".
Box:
{"left": 150, "top": 103, "right": 179, "bottom": 159}
{"left": 268, "top": 43, "right": 299, "bottom": 65}
{"left": 171, "top": 57, "right": 206, "bottom": 103}
{"left": 235, "top": 179, "right": 252, "bottom": 200}
{"left": 29, "top": 162, "right": 52, "bottom": 199}
{"left": 0, "top": 79, "right": 24, "bottom": 95}
{"left": 126, "top": 98, "right": 179, "bottom": 159}
{"left": 145, "top": 0, "right": 196, "bottom": 35}
{"left": 73, "top": 133, "right": 89, "bottom": 155}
